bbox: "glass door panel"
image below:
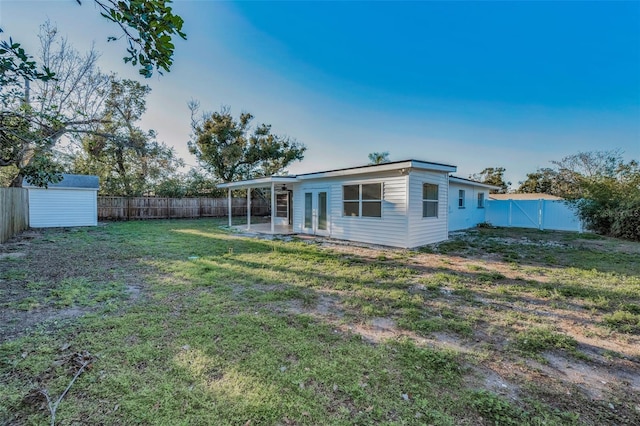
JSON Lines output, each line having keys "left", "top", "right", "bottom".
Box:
{"left": 317, "top": 192, "right": 327, "bottom": 231}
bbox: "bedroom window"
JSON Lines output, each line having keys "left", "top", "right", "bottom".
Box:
{"left": 423, "top": 183, "right": 438, "bottom": 218}
{"left": 458, "top": 189, "right": 466, "bottom": 208}
{"left": 477, "top": 192, "right": 485, "bottom": 208}
{"left": 343, "top": 183, "right": 382, "bottom": 217}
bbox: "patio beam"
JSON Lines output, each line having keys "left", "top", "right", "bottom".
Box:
{"left": 247, "top": 187, "right": 251, "bottom": 230}
{"left": 271, "top": 182, "right": 275, "bottom": 233}
{"left": 227, "top": 188, "right": 232, "bottom": 227}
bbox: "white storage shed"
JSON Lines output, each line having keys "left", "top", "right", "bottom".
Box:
{"left": 23, "top": 174, "right": 99, "bottom": 228}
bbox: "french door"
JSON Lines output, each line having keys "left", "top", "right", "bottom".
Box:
{"left": 302, "top": 189, "right": 329, "bottom": 236}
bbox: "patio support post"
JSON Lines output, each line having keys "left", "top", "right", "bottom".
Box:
{"left": 271, "top": 182, "right": 275, "bottom": 233}
{"left": 227, "top": 188, "right": 232, "bottom": 227}
{"left": 247, "top": 187, "right": 251, "bottom": 230}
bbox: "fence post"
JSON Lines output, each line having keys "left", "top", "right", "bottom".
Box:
{"left": 538, "top": 199, "right": 544, "bottom": 230}
{"left": 508, "top": 200, "right": 512, "bottom": 227}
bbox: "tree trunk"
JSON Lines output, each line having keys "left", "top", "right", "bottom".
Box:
{"left": 9, "top": 172, "right": 24, "bottom": 188}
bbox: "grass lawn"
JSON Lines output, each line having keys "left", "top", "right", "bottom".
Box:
{"left": 1, "top": 220, "right": 639, "bottom": 425}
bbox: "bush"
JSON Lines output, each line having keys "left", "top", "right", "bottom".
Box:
{"left": 570, "top": 159, "right": 640, "bottom": 241}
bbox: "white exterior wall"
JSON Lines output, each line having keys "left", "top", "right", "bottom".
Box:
{"left": 292, "top": 171, "right": 410, "bottom": 247}
{"left": 407, "top": 170, "right": 450, "bottom": 247}
{"left": 28, "top": 188, "right": 98, "bottom": 227}
{"left": 448, "top": 182, "right": 490, "bottom": 231}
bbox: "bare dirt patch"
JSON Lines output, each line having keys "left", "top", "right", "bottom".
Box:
{"left": 0, "top": 229, "right": 147, "bottom": 342}
{"left": 288, "top": 231, "right": 640, "bottom": 423}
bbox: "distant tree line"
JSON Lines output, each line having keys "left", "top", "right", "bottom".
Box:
{"left": 1, "top": 17, "right": 306, "bottom": 197}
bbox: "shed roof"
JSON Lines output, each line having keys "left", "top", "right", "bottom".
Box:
{"left": 23, "top": 174, "right": 99, "bottom": 190}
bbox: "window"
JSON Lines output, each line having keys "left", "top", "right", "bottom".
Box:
{"left": 422, "top": 183, "right": 438, "bottom": 218}
{"left": 342, "top": 183, "right": 382, "bottom": 217}
{"left": 458, "top": 189, "right": 466, "bottom": 208}
{"left": 304, "top": 192, "right": 312, "bottom": 228}
{"left": 477, "top": 192, "right": 485, "bottom": 208}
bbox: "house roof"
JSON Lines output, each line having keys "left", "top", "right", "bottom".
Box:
{"left": 296, "top": 159, "right": 456, "bottom": 179}
{"left": 489, "top": 193, "right": 564, "bottom": 201}
{"left": 217, "top": 159, "right": 457, "bottom": 189}
{"left": 22, "top": 174, "right": 99, "bottom": 190}
{"left": 449, "top": 176, "right": 501, "bottom": 190}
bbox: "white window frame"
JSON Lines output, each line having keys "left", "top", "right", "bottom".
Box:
{"left": 422, "top": 183, "right": 439, "bottom": 218}
{"left": 458, "top": 189, "right": 466, "bottom": 209}
{"left": 342, "top": 183, "right": 383, "bottom": 218}
{"left": 477, "top": 192, "right": 485, "bottom": 209}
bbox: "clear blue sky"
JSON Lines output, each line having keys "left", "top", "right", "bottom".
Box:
{"left": 1, "top": 0, "right": 639, "bottom": 187}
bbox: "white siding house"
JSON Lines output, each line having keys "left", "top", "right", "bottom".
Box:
{"left": 218, "top": 160, "right": 457, "bottom": 248}
{"left": 448, "top": 177, "right": 498, "bottom": 231}
{"left": 23, "top": 174, "right": 99, "bottom": 228}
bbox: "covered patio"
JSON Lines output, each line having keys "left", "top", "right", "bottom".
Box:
{"left": 217, "top": 176, "right": 298, "bottom": 235}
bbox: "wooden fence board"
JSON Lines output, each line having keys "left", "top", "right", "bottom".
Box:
{"left": 98, "top": 196, "right": 269, "bottom": 221}
{"left": 0, "top": 188, "right": 29, "bottom": 243}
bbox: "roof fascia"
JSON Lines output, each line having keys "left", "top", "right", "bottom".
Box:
{"left": 217, "top": 176, "right": 298, "bottom": 189}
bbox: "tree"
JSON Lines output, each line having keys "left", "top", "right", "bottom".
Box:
{"left": 550, "top": 150, "right": 625, "bottom": 199}
{"left": 153, "top": 168, "right": 224, "bottom": 198}
{"left": 2, "top": 1, "right": 186, "bottom": 79}
{"left": 1, "top": 29, "right": 59, "bottom": 187}
{"left": 188, "top": 103, "right": 306, "bottom": 182}
{"left": 368, "top": 151, "right": 390, "bottom": 165}
{"left": 470, "top": 167, "right": 510, "bottom": 194}
{"left": 549, "top": 151, "right": 640, "bottom": 240}
{"left": 90, "top": 0, "right": 186, "bottom": 78}
{"left": 1, "top": 1, "right": 186, "bottom": 186}
{"left": 516, "top": 167, "right": 559, "bottom": 194}
{"left": 69, "top": 78, "right": 183, "bottom": 196}
{"left": 1, "top": 22, "right": 110, "bottom": 187}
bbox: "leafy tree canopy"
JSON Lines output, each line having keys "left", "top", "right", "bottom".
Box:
{"left": 470, "top": 167, "right": 510, "bottom": 194}
{"left": 88, "top": 0, "right": 186, "bottom": 78}
{"left": 1, "top": 23, "right": 108, "bottom": 187}
{"left": 516, "top": 168, "right": 559, "bottom": 195}
{"left": 1, "top": 1, "right": 185, "bottom": 187}
{"left": 188, "top": 104, "right": 306, "bottom": 182}
{"left": 68, "top": 78, "right": 183, "bottom": 196}
{"left": 548, "top": 151, "right": 639, "bottom": 240}
{"left": 368, "top": 151, "right": 390, "bottom": 165}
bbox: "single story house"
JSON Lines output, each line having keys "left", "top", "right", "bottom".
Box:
{"left": 218, "top": 160, "right": 495, "bottom": 248}
{"left": 23, "top": 174, "right": 99, "bottom": 228}
{"left": 448, "top": 176, "right": 499, "bottom": 231}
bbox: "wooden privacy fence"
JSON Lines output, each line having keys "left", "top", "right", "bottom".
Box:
{"left": 0, "top": 188, "right": 29, "bottom": 243}
{"left": 98, "top": 196, "right": 270, "bottom": 221}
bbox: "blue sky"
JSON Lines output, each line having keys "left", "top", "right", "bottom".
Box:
{"left": 1, "top": 0, "right": 639, "bottom": 187}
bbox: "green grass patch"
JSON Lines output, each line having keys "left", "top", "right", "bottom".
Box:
{"left": 602, "top": 310, "right": 640, "bottom": 334}
{"left": 513, "top": 327, "right": 578, "bottom": 355}
{"left": 1, "top": 220, "right": 637, "bottom": 425}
